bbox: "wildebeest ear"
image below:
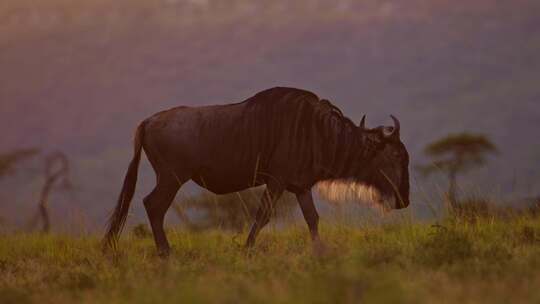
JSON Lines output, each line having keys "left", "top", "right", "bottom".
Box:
{"left": 383, "top": 126, "right": 394, "bottom": 134}
{"left": 383, "top": 115, "right": 400, "bottom": 140}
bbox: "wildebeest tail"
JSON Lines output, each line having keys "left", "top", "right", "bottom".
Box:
{"left": 103, "top": 120, "right": 146, "bottom": 250}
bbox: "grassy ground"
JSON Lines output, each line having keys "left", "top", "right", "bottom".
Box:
{"left": 1, "top": 217, "right": 540, "bottom": 304}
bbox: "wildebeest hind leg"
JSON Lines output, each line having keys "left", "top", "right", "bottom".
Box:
{"left": 143, "top": 175, "right": 181, "bottom": 257}
{"left": 245, "top": 181, "right": 284, "bottom": 248}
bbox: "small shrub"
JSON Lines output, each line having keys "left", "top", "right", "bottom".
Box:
{"left": 521, "top": 197, "right": 540, "bottom": 218}
{"left": 0, "top": 288, "right": 32, "bottom": 304}
{"left": 451, "top": 197, "right": 523, "bottom": 222}
{"left": 416, "top": 225, "right": 473, "bottom": 267}
{"left": 132, "top": 223, "right": 151, "bottom": 239}
{"left": 66, "top": 272, "right": 96, "bottom": 290}
{"left": 517, "top": 225, "right": 540, "bottom": 245}
{"left": 173, "top": 188, "right": 297, "bottom": 232}
{"left": 480, "top": 243, "right": 512, "bottom": 264}
{"left": 452, "top": 197, "right": 491, "bottom": 221}
{"left": 363, "top": 243, "right": 403, "bottom": 266}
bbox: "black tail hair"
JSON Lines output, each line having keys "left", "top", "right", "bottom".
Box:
{"left": 103, "top": 121, "right": 146, "bottom": 250}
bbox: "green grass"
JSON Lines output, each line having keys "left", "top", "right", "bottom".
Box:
{"left": 2, "top": 218, "right": 540, "bottom": 303}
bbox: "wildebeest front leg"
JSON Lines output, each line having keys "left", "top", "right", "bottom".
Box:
{"left": 296, "top": 190, "right": 321, "bottom": 242}
{"left": 297, "top": 190, "right": 328, "bottom": 254}
{"left": 245, "top": 182, "right": 284, "bottom": 248}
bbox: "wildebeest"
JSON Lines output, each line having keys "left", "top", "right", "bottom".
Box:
{"left": 104, "top": 87, "right": 410, "bottom": 256}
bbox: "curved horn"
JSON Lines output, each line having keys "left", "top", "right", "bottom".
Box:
{"left": 384, "top": 115, "right": 400, "bottom": 139}
{"left": 359, "top": 115, "right": 366, "bottom": 130}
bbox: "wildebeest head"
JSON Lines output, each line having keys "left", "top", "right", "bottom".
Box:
{"left": 317, "top": 115, "right": 410, "bottom": 211}
{"left": 357, "top": 115, "right": 410, "bottom": 209}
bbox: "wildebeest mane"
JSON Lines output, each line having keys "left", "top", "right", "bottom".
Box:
{"left": 238, "top": 87, "right": 360, "bottom": 185}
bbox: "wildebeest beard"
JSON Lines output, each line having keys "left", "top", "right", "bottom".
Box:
{"left": 315, "top": 179, "right": 392, "bottom": 212}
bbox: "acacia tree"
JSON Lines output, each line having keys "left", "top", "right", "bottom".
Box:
{"left": 419, "top": 132, "right": 497, "bottom": 210}
{"left": 28, "top": 152, "right": 71, "bottom": 233}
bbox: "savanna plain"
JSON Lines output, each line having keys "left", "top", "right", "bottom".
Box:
{"left": 2, "top": 215, "right": 540, "bottom": 304}
{"left": 2, "top": 1, "right": 540, "bottom": 303}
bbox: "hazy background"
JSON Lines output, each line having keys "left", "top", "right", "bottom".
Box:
{"left": 1, "top": 0, "right": 539, "bottom": 230}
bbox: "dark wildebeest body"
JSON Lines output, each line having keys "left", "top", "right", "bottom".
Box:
{"left": 104, "top": 87, "right": 410, "bottom": 256}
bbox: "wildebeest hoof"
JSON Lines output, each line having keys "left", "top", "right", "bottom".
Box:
{"left": 157, "top": 248, "right": 171, "bottom": 259}
{"left": 312, "top": 240, "right": 330, "bottom": 257}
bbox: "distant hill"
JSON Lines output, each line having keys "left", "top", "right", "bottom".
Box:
{"left": 1, "top": 0, "right": 539, "bottom": 229}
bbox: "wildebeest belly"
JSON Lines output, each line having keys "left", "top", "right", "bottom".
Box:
{"left": 188, "top": 144, "right": 307, "bottom": 194}
{"left": 191, "top": 165, "right": 265, "bottom": 194}
{"left": 186, "top": 128, "right": 269, "bottom": 193}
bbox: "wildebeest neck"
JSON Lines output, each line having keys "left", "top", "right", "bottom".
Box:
{"left": 241, "top": 87, "right": 365, "bottom": 186}
{"left": 317, "top": 120, "right": 364, "bottom": 180}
